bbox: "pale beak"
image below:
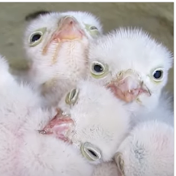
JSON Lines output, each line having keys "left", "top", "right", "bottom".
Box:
{"left": 52, "top": 16, "right": 84, "bottom": 41}
{"left": 42, "top": 15, "right": 85, "bottom": 55}
{"left": 39, "top": 108, "right": 74, "bottom": 143}
{"left": 107, "top": 69, "right": 151, "bottom": 103}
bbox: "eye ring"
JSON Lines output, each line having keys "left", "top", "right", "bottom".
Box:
{"left": 80, "top": 142, "right": 102, "bottom": 162}
{"left": 117, "top": 71, "right": 123, "bottom": 78}
{"left": 65, "top": 88, "right": 79, "bottom": 106}
{"left": 84, "top": 24, "right": 100, "bottom": 38}
{"left": 90, "top": 61, "right": 109, "bottom": 79}
{"left": 90, "top": 26, "right": 98, "bottom": 30}
{"left": 28, "top": 27, "right": 46, "bottom": 47}
{"left": 152, "top": 68, "right": 164, "bottom": 82}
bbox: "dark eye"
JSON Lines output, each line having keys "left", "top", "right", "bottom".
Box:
{"left": 28, "top": 28, "right": 46, "bottom": 47}
{"left": 80, "top": 142, "right": 102, "bottom": 162}
{"left": 91, "top": 61, "right": 105, "bottom": 74}
{"left": 70, "top": 89, "right": 77, "bottom": 99}
{"left": 90, "top": 26, "right": 98, "bottom": 30}
{"left": 152, "top": 69, "right": 163, "bottom": 81}
{"left": 31, "top": 33, "right": 42, "bottom": 42}
{"left": 87, "top": 149, "right": 98, "bottom": 158}
{"left": 90, "top": 61, "right": 109, "bottom": 79}
{"left": 65, "top": 88, "right": 79, "bottom": 106}
{"left": 94, "top": 64, "right": 103, "bottom": 73}
{"left": 153, "top": 70, "right": 162, "bottom": 79}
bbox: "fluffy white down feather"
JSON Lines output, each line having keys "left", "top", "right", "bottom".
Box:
{"left": 92, "top": 113, "right": 174, "bottom": 176}
{"left": 131, "top": 90, "right": 174, "bottom": 127}
{"left": 0, "top": 55, "right": 94, "bottom": 176}
{"left": 42, "top": 80, "right": 130, "bottom": 163}
{"left": 23, "top": 11, "right": 103, "bottom": 107}
{"left": 88, "top": 28, "right": 173, "bottom": 117}
{"left": 2, "top": 24, "right": 173, "bottom": 176}
{"left": 115, "top": 120, "right": 174, "bottom": 176}
{"left": 88, "top": 28, "right": 173, "bottom": 176}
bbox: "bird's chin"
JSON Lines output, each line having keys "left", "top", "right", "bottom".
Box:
{"left": 39, "top": 108, "right": 75, "bottom": 144}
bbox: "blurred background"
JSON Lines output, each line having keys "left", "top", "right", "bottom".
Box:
{"left": 0, "top": 2, "right": 173, "bottom": 92}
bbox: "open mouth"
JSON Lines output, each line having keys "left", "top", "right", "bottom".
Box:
{"left": 106, "top": 69, "right": 151, "bottom": 103}
{"left": 39, "top": 108, "right": 74, "bottom": 143}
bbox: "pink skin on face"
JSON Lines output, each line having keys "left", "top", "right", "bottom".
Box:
{"left": 107, "top": 82, "right": 149, "bottom": 103}
{"left": 38, "top": 17, "right": 88, "bottom": 139}
{"left": 43, "top": 16, "right": 86, "bottom": 55}
{"left": 39, "top": 109, "right": 74, "bottom": 143}
{"left": 106, "top": 72, "right": 151, "bottom": 103}
{"left": 53, "top": 16, "right": 85, "bottom": 40}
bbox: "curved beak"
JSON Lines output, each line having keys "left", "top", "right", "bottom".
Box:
{"left": 39, "top": 108, "right": 74, "bottom": 143}
{"left": 53, "top": 16, "right": 84, "bottom": 41}
{"left": 107, "top": 69, "right": 151, "bottom": 103}
{"left": 42, "top": 15, "right": 85, "bottom": 55}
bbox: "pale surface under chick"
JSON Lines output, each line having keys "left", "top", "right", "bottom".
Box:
{"left": 24, "top": 11, "right": 102, "bottom": 107}
{"left": 0, "top": 55, "right": 94, "bottom": 176}
{"left": 87, "top": 28, "right": 173, "bottom": 116}
{"left": 41, "top": 80, "right": 130, "bottom": 164}
{"left": 114, "top": 120, "right": 174, "bottom": 176}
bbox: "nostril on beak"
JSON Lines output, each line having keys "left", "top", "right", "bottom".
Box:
{"left": 69, "top": 20, "right": 74, "bottom": 25}
{"left": 59, "top": 16, "right": 78, "bottom": 28}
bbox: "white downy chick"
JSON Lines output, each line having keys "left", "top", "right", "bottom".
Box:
{"left": 41, "top": 80, "right": 130, "bottom": 164}
{"left": 0, "top": 55, "right": 95, "bottom": 176}
{"left": 87, "top": 28, "right": 173, "bottom": 115}
{"left": 114, "top": 120, "right": 174, "bottom": 176}
{"left": 24, "top": 11, "right": 102, "bottom": 106}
